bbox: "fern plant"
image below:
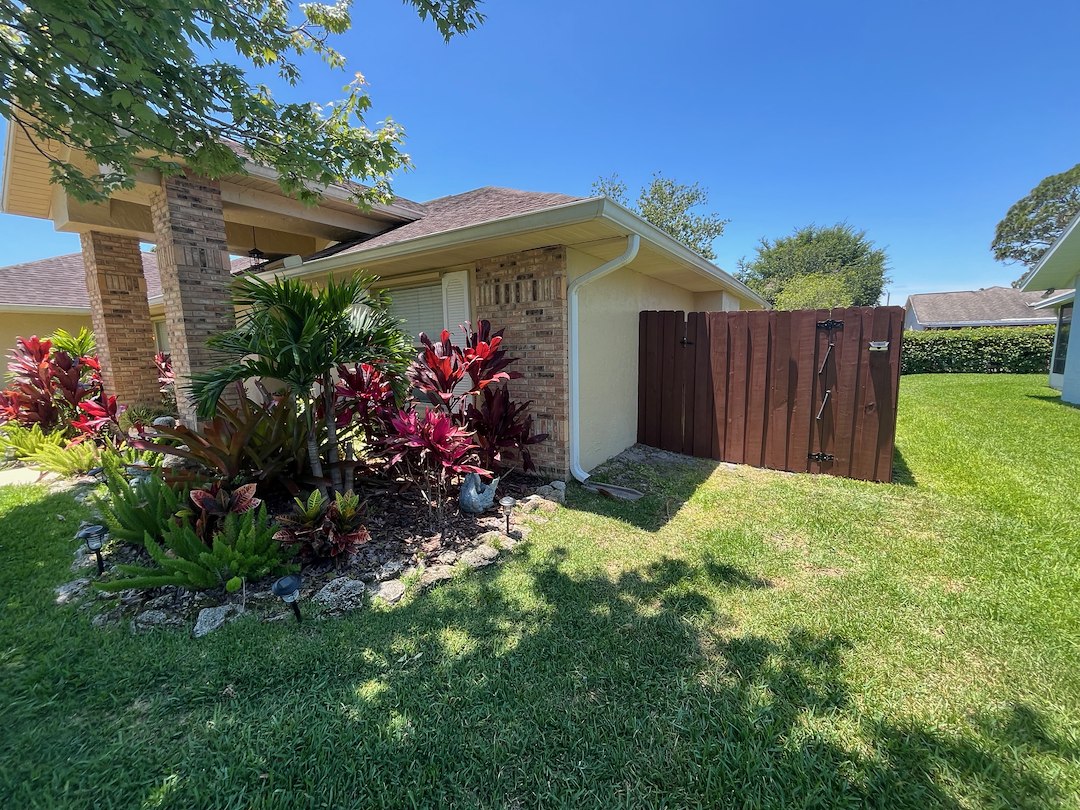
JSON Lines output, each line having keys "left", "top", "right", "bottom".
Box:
{"left": 95, "top": 452, "right": 187, "bottom": 545}
{"left": 98, "top": 506, "right": 296, "bottom": 592}
{"left": 0, "top": 423, "right": 66, "bottom": 461}
{"left": 25, "top": 441, "right": 99, "bottom": 476}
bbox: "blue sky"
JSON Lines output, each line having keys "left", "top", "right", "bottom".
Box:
{"left": 2, "top": 0, "right": 1078, "bottom": 301}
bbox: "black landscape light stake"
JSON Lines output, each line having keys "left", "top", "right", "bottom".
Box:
{"left": 272, "top": 574, "right": 303, "bottom": 623}
{"left": 77, "top": 524, "right": 108, "bottom": 575}
{"left": 499, "top": 496, "right": 517, "bottom": 536}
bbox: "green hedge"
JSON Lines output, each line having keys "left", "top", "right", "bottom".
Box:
{"left": 901, "top": 325, "right": 1056, "bottom": 374}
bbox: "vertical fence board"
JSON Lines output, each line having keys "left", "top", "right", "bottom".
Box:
{"left": 807, "top": 309, "right": 832, "bottom": 475}
{"left": 788, "top": 310, "right": 818, "bottom": 472}
{"left": 708, "top": 312, "right": 728, "bottom": 460}
{"left": 659, "top": 311, "right": 682, "bottom": 452}
{"left": 682, "top": 313, "right": 698, "bottom": 456}
{"left": 849, "top": 307, "right": 878, "bottom": 481}
{"left": 831, "top": 307, "right": 864, "bottom": 479}
{"left": 872, "top": 306, "right": 903, "bottom": 482}
{"left": 744, "top": 312, "right": 770, "bottom": 468}
{"left": 690, "top": 313, "right": 713, "bottom": 458}
{"left": 764, "top": 310, "right": 792, "bottom": 470}
{"left": 725, "top": 312, "right": 749, "bottom": 464}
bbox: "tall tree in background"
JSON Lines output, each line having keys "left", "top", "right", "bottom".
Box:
{"left": 736, "top": 224, "right": 890, "bottom": 307}
{"left": 0, "top": 0, "right": 484, "bottom": 205}
{"left": 992, "top": 163, "right": 1080, "bottom": 288}
{"left": 591, "top": 173, "right": 728, "bottom": 260}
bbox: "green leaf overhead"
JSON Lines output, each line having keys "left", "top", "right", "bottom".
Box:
{"left": 0, "top": 0, "right": 485, "bottom": 204}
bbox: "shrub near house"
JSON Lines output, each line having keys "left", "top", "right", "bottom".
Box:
{"left": 901, "top": 325, "right": 1055, "bottom": 374}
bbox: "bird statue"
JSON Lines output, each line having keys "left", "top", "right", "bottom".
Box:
{"left": 459, "top": 473, "right": 500, "bottom": 514}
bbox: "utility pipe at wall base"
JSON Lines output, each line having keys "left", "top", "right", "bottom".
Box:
{"left": 567, "top": 233, "right": 641, "bottom": 483}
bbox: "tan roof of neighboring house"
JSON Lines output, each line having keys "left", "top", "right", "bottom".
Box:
{"left": 905, "top": 286, "right": 1059, "bottom": 327}
{"left": 302, "top": 187, "right": 583, "bottom": 262}
{"left": 0, "top": 252, "right": 252, "bottom": 309}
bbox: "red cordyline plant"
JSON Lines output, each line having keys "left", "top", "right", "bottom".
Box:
{"left": 408, "top": 321, "right": 520, "bottom": 415}
{"left": 0, "top": 335, "right": 105, "bottom": 435}
{"left": 467, "top": 385, "right": 549, "bottom": 473}
{"left": 384, "top": 408, "right": 489, "bottom": 520}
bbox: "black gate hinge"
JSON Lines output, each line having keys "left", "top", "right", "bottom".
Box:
{"left": 816, "top": 319, "right": 844, "bottom": 331}
{"left": 808, "top": 452, "right": 835, "bottom": 463}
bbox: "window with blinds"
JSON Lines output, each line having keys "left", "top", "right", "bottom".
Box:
{"left": 386, "top": 284, "right": 445, "bottom": 341}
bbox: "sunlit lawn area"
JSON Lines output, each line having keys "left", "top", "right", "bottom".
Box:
{"left": 1, "top": 374, "right": 1078, "bottom": 808}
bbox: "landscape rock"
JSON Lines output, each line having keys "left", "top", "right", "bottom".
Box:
{"left": 312, "top": 577, "right": 367, "bottom": 612}
{"left": 372, "top": 579, "right": 406, "bottom": 605}
{"left": 55, "top": 578, "right": 91, "bottom": 605}
{"left": 474, "top": 530, "right": 503, "bottom": 546}
{"left": 152, "top": 416, "right": 177, "bottom": 429}
{"left": 375, "top": 560, "right": 404, "bottom": 582}
{"left": 419, "top": 564, "right": 454, "bottom": 587}
{"left": 193, "top": 604, "right": 244, "bottom": 638}
{"left": 92, "top": 607, "right": 123, "bottom": 628}
{"left": 459, "top": 544, "right": 500, "bottom": 569}
{"left": 436, "top": 550, "right": 458, "bottom": 565}
{"left": 131, "top": 609, "right": 184, "bottom": 633}
{"left": 520, "top": 495, "right": 559, "bottom": 514}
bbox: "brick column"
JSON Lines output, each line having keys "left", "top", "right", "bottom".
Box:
{"left": 474, "top": 246, "right": 569, "bottom": 478}
{"left": 79, "top": 231, "right": 161, "bottom": 407}
{"left": 150, "top": 174, "right": 235, "bottom": 425}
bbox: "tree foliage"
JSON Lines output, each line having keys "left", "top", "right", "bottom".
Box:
{"left": 736, "top": 224, "right": 889, "bottom": 307}
{"left": 992, "top": 163, "right": 1080, "bottom": 287}
{"left": 591, "top": 172, "right": 728, "bottom": 260}
{"left": 772, "top": 274, "right": 853, "bottom": 311}
{"left": 0, "top": 0, "right": 484, "bottom": 204}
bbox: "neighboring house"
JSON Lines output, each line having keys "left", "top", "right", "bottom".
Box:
{"left": 0, "top": 253, "right": 252, "bottom": 374}
{"left": 1021, "top": 212, "right": 1080, "bottom": 402}
{"left": 1, "top": 115, "right": 767, "bottom": 478}
{"left": 903, "top": 286, "right": 1059, "bottom": 330}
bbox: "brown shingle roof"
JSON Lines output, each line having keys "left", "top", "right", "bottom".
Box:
{"left": 906, "top": 286, "right": 1059, "bottom": 327}
{"left": 304, "top": 186, "right": 583, "bottom": 261}
{"left": 0, "top": 252, "right": 252, "bottom": 308}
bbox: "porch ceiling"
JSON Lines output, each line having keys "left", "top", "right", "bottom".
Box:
{"left": 1, "top": 123, "right": 417, "bottom": 258}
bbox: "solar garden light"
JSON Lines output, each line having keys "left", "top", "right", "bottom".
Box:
{"left": 499, "top": 496, "right": 517, "bottom": 535}
{"left": 272, "top": 574, "right": 303, "bottom": 623}
{"left": 76, "top": 523, "right": 108, "bottom": 575}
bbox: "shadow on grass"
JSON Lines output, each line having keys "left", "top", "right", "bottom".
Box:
{"left": 1027, "top": 392, "right": 1080, "bottom": 410}
{"left": 892, "top": 446, "right": 917, "bottom": 486}
{"left": 0, "top": 490, "right": 1072, "bottom": 808}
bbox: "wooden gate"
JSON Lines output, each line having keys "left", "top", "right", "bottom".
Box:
{"left": 637, "top": 307, "right": 904, "bottom": 482}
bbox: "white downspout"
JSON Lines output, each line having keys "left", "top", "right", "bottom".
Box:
{"left": 567, "top": 233, "right": 641, "bottom": 482}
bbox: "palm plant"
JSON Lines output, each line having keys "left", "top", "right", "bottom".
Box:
{"left": 191, "top": 273, "right": 413, "bottom": 494}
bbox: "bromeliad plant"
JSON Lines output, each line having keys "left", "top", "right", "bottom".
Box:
{"left": 273, "top": 489, "right": 371, "bottom": 560}
{"left": 191, "top": 273, "right": 413, "bottom": 496}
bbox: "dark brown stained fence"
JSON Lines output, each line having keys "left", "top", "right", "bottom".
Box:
{"left": 637, "top": 307, "right": 905, "bottom": 482}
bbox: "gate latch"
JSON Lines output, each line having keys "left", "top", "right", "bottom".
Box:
{"left": 816, "top": 319, "right": 844, "bottom": 331}
{"left": 808, "top": 452, "right": 835, "bottom": 463}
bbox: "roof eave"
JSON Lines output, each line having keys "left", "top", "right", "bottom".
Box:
{"left": 264, "top": 196, "right": 770, "bottom": 307}
{"left": 1021, "top": 211, "right": 1080, "bottom": 291}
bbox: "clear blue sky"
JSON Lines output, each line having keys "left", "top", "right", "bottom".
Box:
{"left": 2, "top": 0, "right": 1078, "bottom": 301}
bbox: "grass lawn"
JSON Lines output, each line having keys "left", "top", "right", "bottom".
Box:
{"left": 1, "top": 374, "right": 1078, "bottom": 809}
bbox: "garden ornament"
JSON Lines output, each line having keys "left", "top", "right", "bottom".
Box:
{"left": 459, "top": 473, "right": 500, "bottom": 514}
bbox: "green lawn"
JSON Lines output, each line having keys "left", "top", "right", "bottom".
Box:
{"left": 1, "top": 374, "right": 1078, "bottom": 809}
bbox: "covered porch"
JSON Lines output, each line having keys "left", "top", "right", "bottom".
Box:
{"left": 1, "top": 123, "right": 419, "bottom": 422}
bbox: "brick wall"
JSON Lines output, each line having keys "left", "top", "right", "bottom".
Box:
{"left": 150, "top": 174, "right": 235, "bottom": 425}
{"left": 79, "top": 231, "right": 160, "bottom": 407}
{"left": 473, "top": 246, "right": 569, "bottom": 479}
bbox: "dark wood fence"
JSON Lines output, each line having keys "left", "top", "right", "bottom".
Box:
{"left": 637, "top": 307, "right": 904, "bottom": 482}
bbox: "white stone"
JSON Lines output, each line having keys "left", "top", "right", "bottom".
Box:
{"left": 193, "top": 604, "right": 244, "bottom": 638}
{"left": 549, "top": 480, "right": 566, "bottom": 492}
{"left": 375, "top": 560, "right": 404, "bottom": 581}
{"left": 312, "top": 577, "right": 367, "bottom": 612}
{"left": 372, "top": 579, "right": 406, "bottom": 604}
{"left": 419, "top": 564, "right": 454, "bottom": 587}
{"left": 55, "top": 578, "right": 91, "bottom": 605}
{"left": 459, "top": 544, "right": 500, "bottom": 569}
{"left": 131, "top": 609, "right": 184, "bottom": 633}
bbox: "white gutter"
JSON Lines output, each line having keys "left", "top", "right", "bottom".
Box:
{"left": 567, "top": 233, "right": 640, "bottom": 483}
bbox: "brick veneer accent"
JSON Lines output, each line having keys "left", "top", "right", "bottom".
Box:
{"left": 79, "top": 231, "right": 160, "bottom": 407}
{"left": 473, "top": 246, "right": 569, "bottom": 478}
{"left": 150, "top": 174, "right": 235, "bottom": 425}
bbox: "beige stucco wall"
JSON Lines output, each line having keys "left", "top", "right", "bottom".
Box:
{"left": 1, "top": 311, "right": 93, "bottom": 374}
{"left": 572, "top": 251, "right": 759, "bottom": 471}
{"left": 571, "top": 248, "right": 747, "bottom": 472}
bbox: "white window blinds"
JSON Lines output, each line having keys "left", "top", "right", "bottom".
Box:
{"left": 387, "top": 284, "right": 444, "bottom": 341}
